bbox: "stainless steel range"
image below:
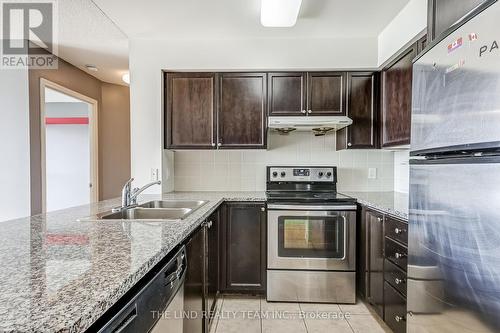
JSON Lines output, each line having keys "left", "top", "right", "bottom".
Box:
{"left": 266, "top": 166, "right": 357, "bottom": 304}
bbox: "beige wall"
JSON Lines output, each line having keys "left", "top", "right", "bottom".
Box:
{"left": 29, "top": 57, "right": 130, "bottom": 213}
{"left": 100, "top": 83, "right": 131, "bottom": 200}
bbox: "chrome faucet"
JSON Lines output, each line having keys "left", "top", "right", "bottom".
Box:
{"left": 114, "top": 178, "right": 161, "bottom": 212}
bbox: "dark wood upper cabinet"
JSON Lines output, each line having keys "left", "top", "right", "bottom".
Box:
{"left": 427, "top": 0, "right": 488, "bottom": 42}
{"left": 416, "top": 34, "right": 428, "bottom": 55}
{"left": 268, "top": 72, "right": 306, "bottom": 116}
{"left": 381, "top": 44, "right": 416, "bottom": 147}
{"left": 218, "top": 73, "right": 267, "bottom": 149}
{"left": 220, "top": 202, "right": 266, "bottom": 293}
{"left": 337, "top": 72, "right": 378, "bottom": 150}
{"left": 165, "top": 72, "right": 216, "bottom": 149}
{"left": 307, "top": 72, "right": 346, "bottom": 115}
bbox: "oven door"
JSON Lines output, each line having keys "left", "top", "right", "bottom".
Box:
{"left": 267, "top": 205, "right": 356, "bottom": 271}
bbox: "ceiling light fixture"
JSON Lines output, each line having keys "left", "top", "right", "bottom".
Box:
{"left": 122, "top": 73, "right": 130, "bottom": 84}
{"left": 261, "top": 0, "right": 302, "bottom": 27}
{"left": 85, "top": 64, "right": 98, "bottom": 72}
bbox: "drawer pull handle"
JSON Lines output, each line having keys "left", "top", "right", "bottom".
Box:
{"left": 394, "top": 252, "right": 406, "bottom": 259}
{"left": 394, "top": 227, "right": 406, "bottom": 234}
{"left": 395, "top": 315, "right": 406, "bottom": 323}
{"left": 395, "top": 277, "right": 405, "bottom": 285}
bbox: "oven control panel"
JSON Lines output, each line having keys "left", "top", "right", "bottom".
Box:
{"left": 268, "top": 167, "right": 335, "bottom": 182}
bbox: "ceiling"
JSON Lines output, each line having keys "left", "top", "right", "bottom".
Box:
{"left": 55, "top": 0, "right": 128, "bottom": 85}
{"left": 92, "top": 0, "right": 411, "bottom": 40}
{"left": 56, "top": 0, "right": 410, "bottom": 84}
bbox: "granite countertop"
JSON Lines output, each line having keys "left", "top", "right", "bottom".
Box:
{"left": 0, "top": 191, "right": 265, "bottom": 333}
{"left": 342, "top": 191, "right": 409, "bottom": 220}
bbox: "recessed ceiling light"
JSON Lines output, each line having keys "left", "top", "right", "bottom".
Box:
{"left": 122, "top": 73, "right": 130, "bottom": 84}
{"left": 85, "top": 64, "right": 98, "bottom": 72}
{"left": 261, "top": 0, "right": 302, "bottom": 27}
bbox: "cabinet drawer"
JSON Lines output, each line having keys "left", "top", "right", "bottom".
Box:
{"left": 384, "top": 259, "right": 407, "bottom": 296}
{"left": 384, "top": 282, "right": 407, "bottom": 333}
{"left": 385, "top": 238, "right": 407, "bottom": 271}
{"left": 385, "top": 216, "right": 408, "bottom": 245}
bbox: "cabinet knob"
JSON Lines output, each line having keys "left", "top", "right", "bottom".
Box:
{"left": 301, "top": 110, "right": 306, "bottom": 114}
{"left": 261, "top": 207, "right": 265, "bottom": 212}
{"left": 347, "top": 142, "right": 352, "bottom": 147}
{"left": 395, "top": 315, "right": 405, "bottom": 323}
{"left": 217, "top": 142, "right": 222, "bottom": 147}
{"left": 394, "top": 227, "right": 405, "bottom": 234}
{"left": 395, "top": 277, "right": 405, "bottom": 285}
{"left": 377, "top": 217, "right": 382, "bottom": 222}
{"left": 211, "top": 143, "right": 216, "bottom": 147}
{"left": 394, "top": 252, "right": 406, "bottom": 259}
{"left": 307, "top": 110, "right": 312, "bottom": 114}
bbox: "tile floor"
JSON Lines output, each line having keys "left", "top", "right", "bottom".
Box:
{"left": 209, "top": 295, "right": 392, "bottom": 333}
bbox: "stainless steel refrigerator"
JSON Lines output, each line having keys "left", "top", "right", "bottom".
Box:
{"left": 408, "top": 1, "right": 500, "bottom": 332}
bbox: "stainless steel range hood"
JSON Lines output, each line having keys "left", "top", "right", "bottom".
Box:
{"left": 268, "top": 116, "right": 353, "bottom": 135}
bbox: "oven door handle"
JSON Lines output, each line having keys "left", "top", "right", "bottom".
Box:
{"left": 267, "top": 204, "right": 357, "bottom": 211}
{"left": 341, "top": 214, "right": 348, "bottom": 260}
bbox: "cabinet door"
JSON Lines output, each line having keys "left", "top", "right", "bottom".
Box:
{"left": 381, "top": 45, "right": 416, "bottom": 147}
{"left": 165, "top": 72, "right": 216, "bottom": 149}
{"left": 268, "top": 72, "right": 306, "bottom": 116}
{"left": 307, "top": 72, "right": 346, "bottom": 115}
{"left": 221, "top": 202, "right": 266, "bottom": 293}
{"left": 218, "top": 73, "right": 267, "bottom": 149}
{"left": 183, "top": 226, "right": 206, "bottom": 333}
{"left": 206, "top": 211, "right": 219, "bottom": 329}
{"left": 366, "top": 209, "right": 385, "bottom": 317}
{"left": 427, "top": 0, "right": 487, "bottom": 41}
{"left": 384, "top": 282, "right": 407, "bottom": 333}
{"left": 337, "top": 72, "right": 378, "bottom": 150}
{"left": 416, "top": 34, "right": 428, "bottom": 55}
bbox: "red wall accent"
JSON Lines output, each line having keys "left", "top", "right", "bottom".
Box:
{"left": 45, "top": 117, "right": 89, "bottom": 125}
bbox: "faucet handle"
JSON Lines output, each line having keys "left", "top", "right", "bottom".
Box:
{"left": 124, "top": 178, "right": 134, "bottom": 188}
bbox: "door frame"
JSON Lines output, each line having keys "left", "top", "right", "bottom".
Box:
{"left": 39, "top": 78, "right": 99, "bottom": 212}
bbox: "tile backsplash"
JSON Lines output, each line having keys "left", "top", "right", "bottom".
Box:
{"left": 171, "top": 132, "right": 395, "bottom": 192}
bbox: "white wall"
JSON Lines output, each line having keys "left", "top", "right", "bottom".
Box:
{"left": 174, "top": 132, "right": 394, "bottom": 192}
{"left": 394, "top": 150, "right": 410, "bottom": 193}
{"left": 0, "top": 69, "right": 30, "bottom": 222}
{"left": 129, "top": 37, "right": 379, "bottom": 194}
{"left": 45, "top": 102, "right": 91, "bottom": 211}
{"left": 378, "top": 0, "right": 428, "bottom": 66}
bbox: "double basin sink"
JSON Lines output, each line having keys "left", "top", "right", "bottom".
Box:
{"left": 99, "top": 200, "right": 208, "bottom": 221}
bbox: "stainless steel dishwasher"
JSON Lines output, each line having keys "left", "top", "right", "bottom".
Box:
{"left": 98, "top": 246, "right": 186, "bottom": 333}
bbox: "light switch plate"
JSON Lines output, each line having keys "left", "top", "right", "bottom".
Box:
{"left": 151, "top": 168, "right": 159, "bottom": 181}
{"left": 368, "top": 168, "right": 377, "bottom": 179}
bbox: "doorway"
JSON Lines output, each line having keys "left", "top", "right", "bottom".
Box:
{"left": 40, "top": 79, "right": 98, "bottom": 212}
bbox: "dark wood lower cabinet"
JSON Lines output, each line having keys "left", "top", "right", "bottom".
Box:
{"left": 205, "top": 210, "right": 219, "bottom": 329}
{"left": 183, "top": 224, "right": 206, "bottom": 333}
{"left": 360, "top": 205, "right": 408, "bottom": 333}
{"left": 220, "top": 202, "right": 266, "bottom": 293}
{"left": 384, "top": 282, "right": 407, "bottom": 333}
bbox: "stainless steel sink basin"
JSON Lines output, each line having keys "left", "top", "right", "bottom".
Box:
{"left": 100, "top": 208, "right": 193, "bottom": 220}
{"left": 139, "top": 200, "right": 208, "bottom": 209}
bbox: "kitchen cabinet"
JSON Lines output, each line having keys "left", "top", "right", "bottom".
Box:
{"left": 416, "top": 34, "right": 428, "bottom": 55}
{"left": 218, "top": 73, "right": 267, "bottom": 148}
{"left": 205, "top": 210, "right": 219, "bottom": 329}
{"left": 183, "top": 224, "right": 206, "bottom": 333}
{"left": 165, "top": 72, "right": 217, "bottom": 149}
{"left": 365, "top": 208, "right": 385, "bottom": 317}
{"left": 381, "top": 44, "right": 416, "bottom": 147}
{"left": 165, "top": 72, "right": 267, "bottom": 150}
{"left": 337, "top": 72, "right": 379, "bottom": 150}
{"left": 359, "top": 204, "right": 409, "bottom": 333}
{"left": 427, "top": 0, "right": 489, "bottom": 42}
{"left": 307, "top": 72, "right": 346, "bottom": 115}
{"left": 268, "top": 71, "right": 346, "bottom": 116}
{"left": 268, "top": 72, "right": 306, "bottom": 116}
{"left": 220, "top": 202, "right": 266, "bottom": 293}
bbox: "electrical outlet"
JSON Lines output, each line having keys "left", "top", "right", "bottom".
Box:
{"left": 368, "top": 168, "right": 377, "bottom": 179}
{"left": 151, "top": 168, "right": 159, "bottom": 181}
